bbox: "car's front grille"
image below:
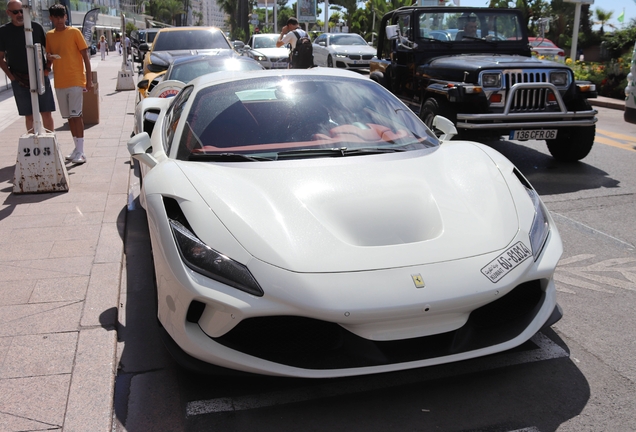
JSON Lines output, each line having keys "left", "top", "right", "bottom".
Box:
{"left": 503, "top": 70, "right": 558, "bottom": 112}
{"left": 209, "top": 280, "right": 546, "bottom": 370}
{"left": 348, "top": 54, "right": 374, "bottom": 60}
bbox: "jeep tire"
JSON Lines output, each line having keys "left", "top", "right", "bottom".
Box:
{"left": 546, "top": 125, "right": 596, "bottom": 162}
{"left": 420, "top": 98, "right": 456, "bottom": 132}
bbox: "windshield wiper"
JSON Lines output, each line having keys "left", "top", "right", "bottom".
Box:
{"left": 276, "top": 147, "right": 407, "bottom": 159}
{"left": 188, "top": 152, "right": 274, "bottom": 162}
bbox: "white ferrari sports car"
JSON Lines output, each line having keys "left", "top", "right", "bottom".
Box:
{"left": 128, "top": 68, "right": 563, "bottom": 378}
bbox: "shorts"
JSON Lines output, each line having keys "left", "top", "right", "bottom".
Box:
{"left": 55, "top": 86, "right": 84, "bottom": 119}
{"left": 11, "top": 76, "right": 56, "bottom": 116}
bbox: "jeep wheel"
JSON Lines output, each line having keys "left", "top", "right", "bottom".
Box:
{"left": 546, "top": 126, "right": 595, "bottom": 162}
{"left": 420, "top": 98, "right": 456, "bottom": 132}
{"left": 327, "top": 55, "right": 334, "bottom": 68}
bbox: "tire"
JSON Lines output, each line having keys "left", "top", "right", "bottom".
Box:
{"left": 546, "top": 125, "right": 595, "bottom": 162}
{"left": 625, "top": 106, "right": 636, "bottom": 124}
{"left": 419, "top": 97, "right": 456, "bottom": 132}
{"left": 327, "top": 55, "right": 333, "bottom": 68}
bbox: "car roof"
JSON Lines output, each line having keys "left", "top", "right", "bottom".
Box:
{"left": 171, "top": 53, "right": 252, "bottom": 66}
{"left": 156, "top": 26, "right": 222, "bottom": 35}
{"left": 188, "top": 67, "right": 368, "bottom": 89}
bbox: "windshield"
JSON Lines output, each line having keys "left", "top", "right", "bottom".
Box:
{"left": 253, "top": 35, "right": 279, "bottom": 49}
{"left": 330, "top": 34, "right": 368, "bottom": 46}
{"left": 147, "top": 31, "right": 158, "bottom": 44}
{"left": 417, "top": 10, "right": 523, "bottom": 42}
{"left": 153, "top": 29, "right": 231, "bottom": 51}
{"left": 176, "top": 76, "right": 438, "bottom": 161}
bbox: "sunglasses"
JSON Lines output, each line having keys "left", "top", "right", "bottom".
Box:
{"left": 9, "top": 9, "right": 24, "bottom": 15}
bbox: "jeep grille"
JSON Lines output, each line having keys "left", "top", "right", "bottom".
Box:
{"left": 502, "top": 70, "right": 562, "bottom": 112}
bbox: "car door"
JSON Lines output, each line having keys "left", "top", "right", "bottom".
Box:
{"left": 312, "top": 34, "right": 328, "bottom": 66}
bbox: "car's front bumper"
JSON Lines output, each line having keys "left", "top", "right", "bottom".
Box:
{"left": 146, "top": 194, "right": 563, "bottom": 378}
{"left": 333, "top": 56, "right": 373, "bottom": 69}
{"left": 456, "top": 82, "right": 597, "bottom": 131}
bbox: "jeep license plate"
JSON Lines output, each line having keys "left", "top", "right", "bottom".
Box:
{"left": 510, "top": 129, "right": 558, "bottom": 140}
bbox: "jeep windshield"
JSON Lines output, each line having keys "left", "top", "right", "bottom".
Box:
{"left": 416, "top": 10, "right": 523, "bottom": 43}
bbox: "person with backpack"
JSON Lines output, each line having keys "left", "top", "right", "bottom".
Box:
{"left": 276, "top": 17, "right": 313, "bottom": 69}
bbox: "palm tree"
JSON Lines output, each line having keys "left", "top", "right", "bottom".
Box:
{"left": 594, "top": 8, "right": 614, "bottom": 35}
{"left": 218, "top": 0, "right": 239, "bottom": 36}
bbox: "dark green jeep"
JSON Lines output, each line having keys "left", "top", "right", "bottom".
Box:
{"left": 370, "top": 6, "right": 598, "bottom": 162}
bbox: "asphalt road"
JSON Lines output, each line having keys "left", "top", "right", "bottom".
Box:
{"left": 114, "top": 105, "right": 636, "bottom": 432}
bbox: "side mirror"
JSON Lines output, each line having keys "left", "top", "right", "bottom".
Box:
{"left": 139, "top": 43, "right": 150, "bottom": 53}
{"left": 386, "top": 25, "right": 399, "bottom": 41}
{"left": 128, "top": 132, "right": 158, "bottom": 168}
{"left": 432, "top": 115, "right": 457, "bottom": 141}
{"left": 318, "top": 41, "right": 326, "bottom": 47}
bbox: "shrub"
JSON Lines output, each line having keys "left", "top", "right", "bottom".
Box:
{"left": 567, "top": 53, "right": 631, "bottom": 99}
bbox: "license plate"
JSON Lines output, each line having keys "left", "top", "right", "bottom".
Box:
{"left": 272, "top": 62, "right": 287, "bottom": 68}
{"left": 510, "top": 129, "right": 557, "bottom": 140}
{"left": 481, "top": 241, "right": 532, "bottom": 283}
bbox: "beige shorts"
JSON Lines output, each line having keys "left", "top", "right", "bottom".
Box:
{"left": 55, "top": 86, "right": 84, "bottom": 118}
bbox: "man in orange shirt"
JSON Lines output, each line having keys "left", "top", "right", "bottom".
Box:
{"left": 46, "top": 3, "right": 93, "bottom": 164}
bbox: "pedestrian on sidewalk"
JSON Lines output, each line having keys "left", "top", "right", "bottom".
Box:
{"left": 0, "top": 0, "right": 56, "bottom": 133}
{"left": 98, "top": 34, "right": 108, "bottom": 60}
{"left": 46, "top": 3, "right": 92, "bottom": 165}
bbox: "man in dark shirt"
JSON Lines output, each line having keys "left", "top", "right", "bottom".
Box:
{"left": 0, "top": 0, "right": 55, "bottom": 132}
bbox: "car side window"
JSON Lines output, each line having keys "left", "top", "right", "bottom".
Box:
{"left": 164, "top": 86, "right": 194, "bottom": 156}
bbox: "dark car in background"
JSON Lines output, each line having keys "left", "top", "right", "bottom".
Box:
{"left": 131, "top": 28, "right": 161, "bottom": 63}
{"left": 370, "top": 6, "right": 598, "bottom": 162}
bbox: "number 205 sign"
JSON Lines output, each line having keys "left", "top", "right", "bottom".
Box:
{"left": 22, "top": 146, "right": 52, "bottom": 157}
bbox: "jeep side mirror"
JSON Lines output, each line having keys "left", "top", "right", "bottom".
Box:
{"left": 386, "top": 25, "right": 399, "bottom": 40}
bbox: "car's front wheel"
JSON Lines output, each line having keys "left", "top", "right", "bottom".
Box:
{"left": 546, "top": 126, "right": 595, "bottom": 162}
{"left": 327, "top": 55, "right": 333, "bottom": 68}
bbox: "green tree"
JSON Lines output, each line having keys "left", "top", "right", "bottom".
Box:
{"left": 593, "top": 7, "right": 614, "bottom": 35}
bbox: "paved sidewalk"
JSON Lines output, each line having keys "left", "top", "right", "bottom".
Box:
{"left": 589, "top": 95, "right": 625, "bottom": 111}
{"left": 0, "top": 55, "right": 136, "bottom": 431}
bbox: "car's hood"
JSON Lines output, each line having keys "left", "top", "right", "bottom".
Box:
{"left": 150, "top": 49, "right": 232, "bottom": 68}
{"left": 251, "top": 47, "right": 289, "bottom": 58}
{"left": 329, "top": 44, "right": 377, "bottom": 55}
{"left": 179, "top": 143, "right": 519, "bottom": 273}
{"left": 426, "top": 54, "right": 566, "bottom": 71}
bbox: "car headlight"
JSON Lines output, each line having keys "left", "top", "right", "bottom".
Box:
{"left": 254, "top": 54, "right": 267, "bottom": 61}
{"left": 549, "top": 71, "right": 569, "bottom": 87}
{"left": 526, "top": 187, "right": 549, "bottom": 260}
{"left": 481, "top": 73, "right": 501, "bottom": 88}
{"left": 335, "top": 53, "right": 348, "bottom": 58}
{"left": 169, "top": 219, "right": 264, "bottom": 297}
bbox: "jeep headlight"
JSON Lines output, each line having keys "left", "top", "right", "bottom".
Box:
{"left": 549, "top": 71, "right": 569, "bottom": 87}
{"left": 481, "top": 73, "right": 501, "bottom": 88}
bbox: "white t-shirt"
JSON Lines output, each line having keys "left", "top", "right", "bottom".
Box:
{"left": 281, "top": 28, "right": 308, "bottom": 50}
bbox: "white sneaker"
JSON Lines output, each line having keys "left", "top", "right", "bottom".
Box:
{"left": 65, "top": 149, "right": 79, "bottom": 162}
{"left": 71, "top": 152, "right": 86, "bottom": 164}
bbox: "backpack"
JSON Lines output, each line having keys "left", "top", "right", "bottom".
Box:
{"left": 291, "top": 30, "right": 313, "bottom": 69}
